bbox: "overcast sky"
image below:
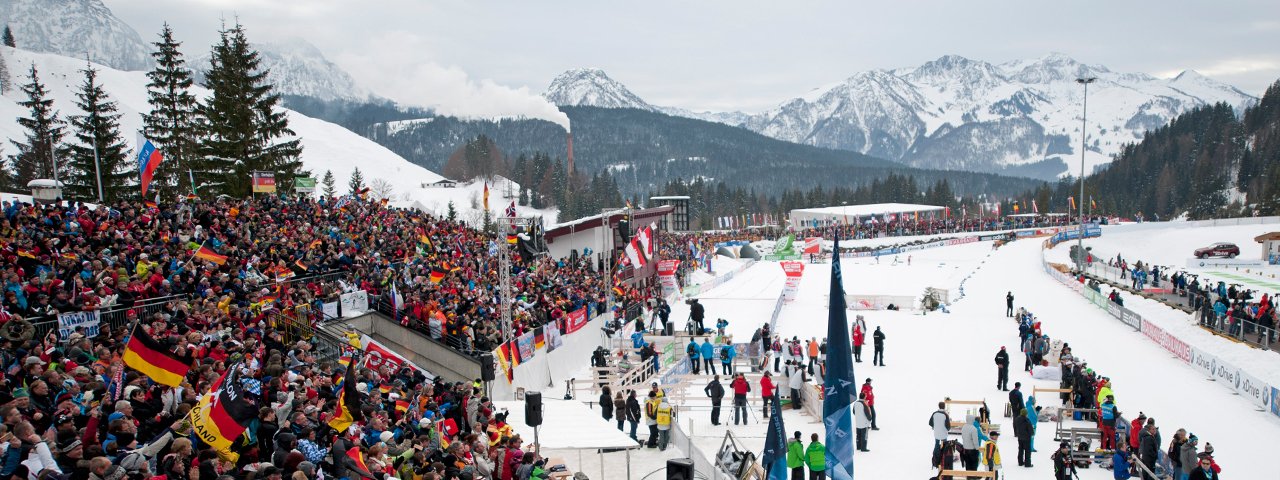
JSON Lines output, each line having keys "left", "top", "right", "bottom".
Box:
{"left": 108, "top": 0, "right": 1280, "bottom": 114}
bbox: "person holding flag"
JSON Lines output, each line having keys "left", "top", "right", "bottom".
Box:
{"left": 122, "top": 323, "right": 190, "bottom": 387}
{"left": 137, "top": 137, "right": 164, "bottom": 196}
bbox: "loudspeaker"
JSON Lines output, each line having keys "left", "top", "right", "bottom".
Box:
{"left": 480, "top": 353, "right": 496, "bottom": 382}
{"left": 525, "top": 391, "right": 543, "bottom": 427}
{"left": 666, "top": 458, "right": 694, "bottom": 480}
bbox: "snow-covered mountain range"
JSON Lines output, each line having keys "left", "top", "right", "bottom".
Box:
{"left": 191, "top": 38, "right": 371, "bottom": 102}
{"left": 543, "top": 56, "right": 1258, "bottom": 178}
{"left": 0, "top": 0, "right": 152, "bottom": 72}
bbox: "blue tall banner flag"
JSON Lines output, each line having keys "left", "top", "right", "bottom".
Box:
{"left": 760, "top": 383, "right": 789, "bottom": 480}
{"left": 823, "top": 235, "right": 855, "bottom": 480}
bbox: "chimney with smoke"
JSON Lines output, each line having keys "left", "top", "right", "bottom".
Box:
{"left": 566, "top": 132, "right": 575, "bottom": 174}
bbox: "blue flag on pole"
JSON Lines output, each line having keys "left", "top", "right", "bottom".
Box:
{"left": 760, "top": 383, "right": 789, "bottom": 480}
{"left": 823, "top": 234, "right": 855, "bottom": 480}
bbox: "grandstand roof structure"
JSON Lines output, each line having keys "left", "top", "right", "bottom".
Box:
{"left": 789, "top": 203, "right": 945, "bottom": 229}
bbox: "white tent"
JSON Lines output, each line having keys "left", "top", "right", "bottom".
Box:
{"left": 494, "top": 399, "right": 641, "bottom": 480}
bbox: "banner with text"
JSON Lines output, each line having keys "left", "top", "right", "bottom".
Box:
{"left": 780, "top": 261, "right": 805, "bottom": 302}
{"left": 359, "top": 334, "right": 433, "bottom": 380}
{"left": 657, "top": 260, "right": 681, "bottom": 298}
{"left": 565, "top": 308, "right": 590, "bottom": 334}
{"left": 340, "top": 290, "right": 369, "bottom": 317}
{"left": 803, "top": 237, "right": 822, "bottom": 255}
{"left": 58, "top": 311, "right": 101, "bottom": 341}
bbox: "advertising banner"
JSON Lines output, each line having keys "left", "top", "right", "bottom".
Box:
{"left": 1139, "top": 320, "right": 1191, "bottom": 363}
{"left": 803, "top": 237, "right": 822, "bottom": 255}
{"left": 545, "top": 324, "right": 563, "bottom": 352}
{"left": 252, "top": 171, "right": 277, "bottom": 193}
{"left": 780, "top": 261, "right": 804, "bottom": 302}
{"left": 516, "top": 332, "right": 536, "bottom": 361}
{"left": 58, "top": 311, "right": 101, "bottom": 341}
{"left": 657, "top": 259, "right": 682, "bottom": 298}
{"left": 568, "top": 308, "right": 591, "bottom": 335}
{"left": 1236, "top": 370, "right": 1272, "bottom": 411}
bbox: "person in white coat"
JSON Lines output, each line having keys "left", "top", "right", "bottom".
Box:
{"left": 788, "top": 364, "right": 806, "bottom": 410}
{"left": 853, "top": 392, "right": 872, "bottom": 452}
{"left": 929, "top": 401, "right": 951, "bottom": 463}
{"left": 959, "top": 414, "right": 981, "bottom": 472}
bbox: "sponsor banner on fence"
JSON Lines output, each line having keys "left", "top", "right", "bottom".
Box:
{"left": 1272, "top": 387, "right": 1280, "bottom": 418}
{"left": 1139, "top": 315, "right": 1191, "bottom": 363}
{"left": 803, "top": 237, "right": 821, "bottom": 254}
{"left": 58, "top": 311, "right": 101, "bottom": 340}
{"left": 339, "top": 290, "right": 369, "bottom": 317}
{"left": 252, "top": 171, "right": 276, "bottom": 193}
{"left": 564, "top": 308, "right": 590, "bottom": 334}
{"left": 1185, "top": 258, "right": 1265, "bottom": 269}
{"left": 322, "top": 302, "right": 338, "bottom": 319}
{"left": 516, "top": 331, "right": 536, "bottom": 361}
{"left": 545, "top": 324, "right": 563, "bottom": 352}
{"left": 359, "top": 334, "right": 433, "bottom": 379}
{"left": 1119, "top": 308, "right": 1142, "bottom": 330}
{"left": 1236, "top": 370, "right": 1272, "bottom": 411}
{"left": 780, "top": 261, "right": 804, "bottom": 302}
{"left": 657, "top": 260, "right": 681, "bottom": 298}
{"left": 294, "top": 176, "right": 316, "bottom": 193}
{"left": 1190, "top": 347, "right": 1216, "bottom": 379}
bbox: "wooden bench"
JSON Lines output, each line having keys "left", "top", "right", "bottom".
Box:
{"left": 936, "top": 471, "right": 993, "bottom": 478}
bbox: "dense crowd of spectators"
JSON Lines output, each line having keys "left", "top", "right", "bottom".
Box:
{"left": 793, "top": 215, "right": 1075, "bottom": 240}
{"left": 0, "top": 193, "right": 621, "bottom": 480}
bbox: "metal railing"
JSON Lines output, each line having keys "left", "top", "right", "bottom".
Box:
{"left": 27, "top": 293, "right": 189, "bottom": 340}
{"left": 369, "top": 294, "right": 488, "bottom": 357}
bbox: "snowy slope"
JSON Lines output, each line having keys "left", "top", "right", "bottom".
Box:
{"left": 0, "top": 0, "right": 151, "bottom": 72}
{"left": 545, "top": 54, "right": 1257, "bottom": 178}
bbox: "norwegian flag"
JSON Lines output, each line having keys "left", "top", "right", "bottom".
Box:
{"left": 505, "top": 201, "right": 517, "bottom": 218}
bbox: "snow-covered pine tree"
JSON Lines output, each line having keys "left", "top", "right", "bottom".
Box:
{"left": 322, "top": 169, "right": 336, "bottom": 198}
{"left": 348, "top": 167, "right": 364, "bottom": 195}
{"left": 9, "top": 64, "right": 70, "bottom": 188}
{"left": 68, "top": 63, "right": 131, "bottom": 202}
{"left": 0, "top": 46, "right": 11, "bottom": 95}
{"left": 2, "top": 26, "right": 14, "bottom": 48}
{"left": 142, "top": 23, "right": 201, "bottom": 195}
{"left": 197, "top": 22, "right": 303, "bottom": 197}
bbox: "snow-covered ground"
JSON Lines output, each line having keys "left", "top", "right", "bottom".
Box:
{"left": 547, "top": 232, "right": 1278, "bottom": 479}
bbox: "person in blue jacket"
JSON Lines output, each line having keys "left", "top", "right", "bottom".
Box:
{"left": 720, "top": 339, "right": 736, "bottom": 375}
{"left": 701, "top": 339, "right": 715, "bottom": 374}
{"left": 1112, "top": 442, "right": 1134, "bottom": 479}
{"left": 687, "top": 339, "right": 701, "bottom": 374}
{"left": 1025, "top": 396, "right": 1038, "bottom": 453}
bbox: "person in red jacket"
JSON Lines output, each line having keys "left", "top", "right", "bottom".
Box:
{"left": 860, "top": 379, "right": 878, "bottom": 430}
{"left": 1129, "top": 412, "right": 1146, "bottom": 451}
{"left": 761, "top": 371, "right": 776, "bottom": 418}
{"left": 852, "top": 320, "right": 866, "bottom": 363}
{"left": 730, "top": 373, "right": 751, "bottom": 425}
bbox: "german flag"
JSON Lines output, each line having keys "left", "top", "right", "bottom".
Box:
{"left": 442, "top": 261, "right": 461, "bottom": 273}
{"left": 144, "top": 200, "right": 158, "bottom": 209}
{"left": 188, "top": 364, "right": 257, "bottom": 452}
{"left": 428, "top": 268, "right": 447, "bottom": 284}
{"left": 193, "top": 246, "right": 228, "bottom": 265}
{"left": 506, "top": 234, "right": 518, "bottom": 245}
{"left": 344, "top": 446, "right": 376, "bottom": 480}
{"left": 308, "top": 239, "right": 322, "bottom": 250}
{"left": 329, "top": 356, "right": 363, "bottom": 432}
{"left": 612, "top": 285, "right": 625, "bottom": 297}
{"left": 122, "top": 325, "right": 190, "bottom": 387}
{"left": 16, "top": 248, "right": 36, "bottom": 259}
{"left": 534, "top": 326, "right": 546, "bottom": 350}
{"left": 295, "top": 259, "right": 309, "bottom": 272}
{"left": 418, "top": 235, "right": 433, "bottom": 250}
{"left": 186, "top": 194, "right": 199, "bottom": 201}
{"left": 395, "top": 400, "right": 409, "bottom": 415}
{"left": 378, "top": 383, "right": 392, "bottom": 395}
{"left": 61, "top": 252, "right": 78, "bottom": 261}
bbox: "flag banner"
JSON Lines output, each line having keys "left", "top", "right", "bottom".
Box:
{"left": 823, "top": 236, "right": 855, "bottom": 480}
{"left": 496, "top": 342, "right": 514, "bottom": 383}
{"left": 252, "top": 171, "right": 276, "bottom": 193}
{"left": 803, "top": 237, "right": 822, "bottom": 255}
{"left": 780, "top": 261, "right": 805, "bottom": 302}
{"left": 534, "top": 326, "right": 546, "bottom": 350}
{"left": 1069, "top": 196, "right": 1076, "bottom": 211}
{"left": 760, "top": 381, "right": 790, "bottom": 480}
{"left": 189, "top": 364, "right": 257, "bottom": 451}
{"left": 122, "top": 324, "right": 189, "bottom": 387}
{"left": 328, "top": 356, "right": 363, "bottom": 432}
{"left": 657, "top": 259, "right": 681, "bottom": 298}
{"left": 505, "top": 201, "right": 517, "bottom": 218}
{"left": 637, "top": 225, "right": 653, "bottom": 258}
{"left": 358, "top": 335, "right": 430, "bottom": 378}
{"left": 136, "top": 137, "right": 164, "bottom": 196}
{"left": 193, "top": 245, "right": 228, "bottom": 265}
{"left": 1090, "top": 196, "right": 1097, "bottom": 210}
{"left": 294, "top": 177, "right": 316, "bottom": 193}
{"left": 1032, "top": 200, "right": 1039, "bottom": 214}
{"left": 625, "top": 238, "right": 646, "bottom": 271}
{"left": 428, "top": 268, "right": 447, "bottom": 284}
{"left": 483, "top": 182, "right": 490, "bottom": 210}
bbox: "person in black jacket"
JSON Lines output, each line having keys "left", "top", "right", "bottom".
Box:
{"left": 1051, "top": 441, "right": 1075, "bottom": 480}
{"left": 704, "top": 375, "right": 725, "bottom": 425}
{"left": 1009, "top": 383, "right": 1024, "bottom": 417}
{"left": 1013, "top": 408, "right": 1033, "bottom": 467}
{"left": 1139, "top": 422, "right": 1161, "bottom": 480}
{"left": 872, "top": 327, "right": 885, "bottom": 366}
{"left": 625, "top": 391, "right": 642, "bottom": 441}
{"left": 690, "top": 299, "right": 706, "bottom": 334}
{"left": 599, "top": 386, "right": 613, "bottom": 422}
{"left": 1006, "top": 291, "right": 1014, "bottom": 317}
{"left": 994, "top": 347, "right": 1010, "bottom": 391}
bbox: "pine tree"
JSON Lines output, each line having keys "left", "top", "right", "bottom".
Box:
{"left": 446, "top": 201, "right": 457, "bottom": 222}
{"left": 142, "top": 23, "right": 201, "bottom": 195}
{"left": 68, "top": 64, "right": 131, "bottom": 202}
{"left": 0, "top": 47, "right": 11, "bottom": 95}
{"left": 9, "top": 64, "right": 70, "bottom": 188}
{"left": 2, "top": 26, "right": 14, "bottom": 48}
{"left": 197, "top": 22, "right": 303, "bottom": 197}
{"left": 322, "top": 169, "right": 336, "bottom": 198}
{"left": 348, "top": 167, "right": 364, "bottom": 194}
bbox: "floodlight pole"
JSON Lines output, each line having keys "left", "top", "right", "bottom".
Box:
{"left": 1076, "top": 77, "right": 1096, "bottom": 268}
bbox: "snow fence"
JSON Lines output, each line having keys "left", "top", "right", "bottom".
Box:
{"left": 1041, "top": 239, "right": 1279, "bottom": 419}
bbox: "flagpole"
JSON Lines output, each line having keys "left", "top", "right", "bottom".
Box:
{"left": 176, "top": 239, "right": 209, "bottom": 273}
